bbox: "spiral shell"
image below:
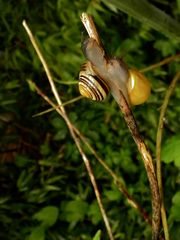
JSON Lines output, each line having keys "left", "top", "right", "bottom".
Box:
{"left": 79, "top": 61, "right": 110, "bottom": 101}
{"left": 127, "top": 69, "right": 151, "bottom": 105}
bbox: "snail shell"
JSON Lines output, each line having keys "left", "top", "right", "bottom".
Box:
{"left": 79, "top": 61, "right": 110, "bottom": 101}
{"left": 127, "top": 69, "right": 151, "bottom": 105}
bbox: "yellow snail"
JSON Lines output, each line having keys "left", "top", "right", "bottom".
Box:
{"left": 127, "top": 69, "right": 151, "bottom": 105}
{"left": 79, "top": 38, "right": 151, "bottom": 105}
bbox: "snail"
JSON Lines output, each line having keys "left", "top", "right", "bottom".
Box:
{"left": 79, "top": 61, "right": 110, "bottom": 101}
{"left": 79, "top": 38, "right": 151, "bottom": 105}
{"left": 127, "top": 69, "right": 151, "bottom": 105}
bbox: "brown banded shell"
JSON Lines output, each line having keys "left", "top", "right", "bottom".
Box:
{"left": 79, "top": 61, "right": 110, "bottom": 101}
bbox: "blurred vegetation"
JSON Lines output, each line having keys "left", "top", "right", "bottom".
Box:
{"left": 0, "top": 0, "right": 180, "bottom": 239}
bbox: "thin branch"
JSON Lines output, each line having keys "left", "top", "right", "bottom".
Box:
{"left": 22, "top": 20, "right": 64, "bottom": 111}
{"left": 81, "top": 13, "right": 102, "bottom": 46}
{"left": 141, "top": 53, "right": 180, "bottom": 73}
{"left": 61, "top": 95, "right": 84, "bottom": 106}
{"left": 30, "top": 81, "right": 114, "bottom": 240}
{"left": 117, "top": 91, "right": 161, "bottom": 240}
{"left": 156, "top": 71, "right": 180, "bottom": 240}
{"left": 32, "top": 95, "right": 84, "bottom": 117}
{"left": 81, "top": 12, "right": 161, "bottom": 240}
{"left": 22, "top": 21, "right": 114, "bottom": 240}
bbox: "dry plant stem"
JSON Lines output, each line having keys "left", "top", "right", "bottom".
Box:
{"left": 81, "top": 12, "right": 161, "bottom": 240}
{"left": 141, "top": 53, "right": 180, "bottom": 73}
{"left": 156, "top": 71, "right": 180, "bottom": 240}
{"left": 22, "top": 21, "right": 114, "bottom": 240}
{"left": 22, "top": 20, "right": 64, "bottom": 111}
{"left": 32, "top": 82, "right": 114, "bottom": 240}
{"left": 33, "top": 96, "right": 84, "bottom": 117}
{"left": 118, "top": 92, "right": 161, "bottom": 240}
{"left": 81, "top": 13, "right": 102, "bottom": 46}
{"left": 61, "top": 95, "right": 84, "bottom": 106}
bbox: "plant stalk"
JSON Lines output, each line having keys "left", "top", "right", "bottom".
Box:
{"left": 80, "top": 12, "right": 161, "bottom": 240}
{"left": 156, "top": 71, "right": 180, "bottom": 240}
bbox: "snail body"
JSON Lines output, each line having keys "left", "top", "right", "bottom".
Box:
{"left": 79, "top": 38, "right": 151, "bottom": 105}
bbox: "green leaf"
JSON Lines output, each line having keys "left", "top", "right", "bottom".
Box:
{"left": 50, "top": 117, "right": 66, "bottom": 129}
{"left": 161, "top": 135, "right": 180, "bottom": 167}
{"left": 154, "top": 39, "right": 177, "bottom": 56}
{"left": 53, "top": 128, "right": 68, "bottom": 140}
{"left": 88, "top": 201, "right": 101, "bottom": 225}
{"left": 27, "top": 80, "right": 37, "bottom": 92}
{"left": 33, "top": 206, "right": 59, "bottom": 228}
{"left": 40, "top": 143, "right": 51, "bottom": 156}
{"left": 172, "top": 191, "right": 180, "bottom": 205}
{"left": 170, "top": 191, "right": 180, "bottom": 221}
{"left": 102, "top": 0, "right": 180, "bottom": 41}
{"left": 15, "top": 155, "right": 32, "bottom": 167}
{"left": 93, "top": 230, "right": 101, "bottom": 240}
{"left": 50, "top": 117, "right": 68, "bottom": 140}
{"left": 4, "top": 80, "right": 20, "bottom": 89}
{"left": 60, "top": 200, "right": 89, "bottom": 222}
{"left": 28, "top": 226, "right": 45, "bottom": 240}
{"left": 104, "top": 189, "right": 121, "bottom": 201}
{"left": 17, "top": 170, "right": 34, "bottom": 192}
{"left": 171, "top": 205, "right": 180, "bottom": 222}
{"left": 177, "top": 0, "right": 180, "bottom": 11}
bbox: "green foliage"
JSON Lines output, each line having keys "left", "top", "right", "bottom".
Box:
{"left": 28, "top": 226, "right": 46, "bottom": 240}
{"left": 93, "top": 230, "right": 101, "bottom": 240}
{"left": 60, "top": 200, "right": 89, "bottom": 223}
{"left": 102, "top": 0, "right": 180, "bottom": 41}
{"left": 0, "top": 0, "right": 180, "bottom": 240}
{"left": 33, "top": 206, "right": 59, "bottom": 227}
{"left": 161, "top": 135, "right": 180, "bottom": 167}
{"left": 170, "top": 191, "right": 180, "bottom": 221}
{"left": 88, "top": 201, "right": 102, "bottom": 225}
{"left": 168, "top": 191, "right": 180, "bottom": 240}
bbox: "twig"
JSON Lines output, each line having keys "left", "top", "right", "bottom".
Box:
{"left": 30, "top": 81, "right": 114, "bottom": 240}
{"left": 141, "top": 53, "right": 180, "bottom": 73}
{"left": 32, "top": 96, "right": 84, "bottom": 117}
{"left": 156, "top": 71, "right": 180, "bottom": 240}
{"left": 80, "top": 12, "right": 161, "bottom": 240}
{"left": 22, "top": 21, "right": 63, "bottom": 111}
{"left": 117, "top": 91, "right": 161, "bottom": 240}
{"left": 81, "top": 13, "right": 102, "bottom": 46}
{"left": 22, "top": 21, "right": 114, "bottom": 240}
